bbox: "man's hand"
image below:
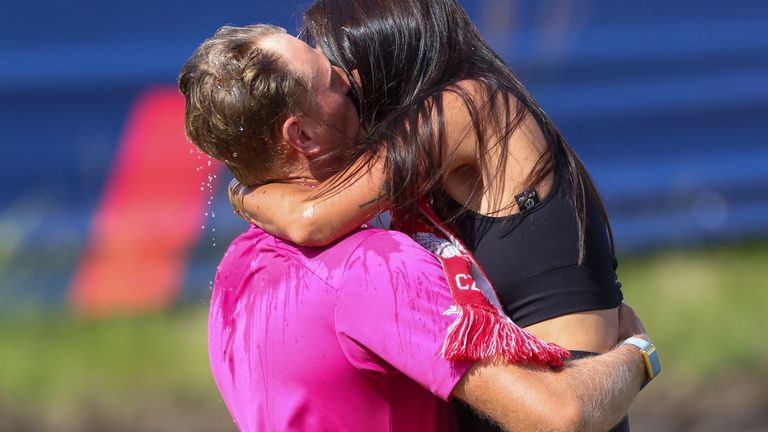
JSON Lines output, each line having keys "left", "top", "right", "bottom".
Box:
{"left": 453, "top": 303, "right": 651, "bottom": 431}
{"left": 618, "top": 303, "right": 649, "bottom": 342}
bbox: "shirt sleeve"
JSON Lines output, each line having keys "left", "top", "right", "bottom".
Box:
{"left": 334, "top": 230, "right": 472, "bottom": 400}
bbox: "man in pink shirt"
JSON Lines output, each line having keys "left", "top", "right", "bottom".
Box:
{"left": 180, "top": 25, "right": 657, "bottom": 431}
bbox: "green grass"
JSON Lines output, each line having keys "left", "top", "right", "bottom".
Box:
{"left": 0, "top": 307, "right": 221, "bottom": 417}
{"left": 0, "top": 241, "right": 766, "bottom": 425}
{"left": 618, "top": 241, "right": 768, "bottom": 381}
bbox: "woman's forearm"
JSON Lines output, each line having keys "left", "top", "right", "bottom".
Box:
{"left": 229, "top": 151, "right": 389, "bottom": 246}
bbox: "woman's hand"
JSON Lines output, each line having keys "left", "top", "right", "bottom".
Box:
{"left": 227, "top": 179, "right": 322, "bottom": 244}
{"left": 618, "top": 303, "right": 649, "bottom": 342}
{"left": 229, "top": 178, "right": 255, "bottom": 224}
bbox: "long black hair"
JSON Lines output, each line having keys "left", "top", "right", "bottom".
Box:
{"left": 302, "top": 0, "right": 613, "bottom": 260}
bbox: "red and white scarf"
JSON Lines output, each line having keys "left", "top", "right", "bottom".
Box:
{"left": 394, "top": 200, "right": 570, "bottom": 366}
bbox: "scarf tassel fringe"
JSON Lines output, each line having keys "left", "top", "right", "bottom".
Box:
{"left": 439, "top": 305, "right": 570, "bottom": 366}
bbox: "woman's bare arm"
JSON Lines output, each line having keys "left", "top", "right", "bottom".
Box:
{"left": 230, "top": 151, "right": 389, "bottom": 246}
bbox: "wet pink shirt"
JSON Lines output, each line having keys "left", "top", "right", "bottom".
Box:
{"left": 208, "top": 225, "right": 472, "bottom": 432}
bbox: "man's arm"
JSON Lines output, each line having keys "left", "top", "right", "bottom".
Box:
{"left": 452, "top": 305, "right": 650, "bottom": 431}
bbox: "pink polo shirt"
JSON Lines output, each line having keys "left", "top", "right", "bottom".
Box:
{"left": 208, "top": 226, "right": 472, "bottom": 432}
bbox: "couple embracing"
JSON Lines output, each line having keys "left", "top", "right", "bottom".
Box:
{"left": 179, "top": 0, "right": 660, "bottom": 430}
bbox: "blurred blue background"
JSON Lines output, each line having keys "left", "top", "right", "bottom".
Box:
{"left": 2, "top": 0, "right": 766, "bottom": 309}
{"left": 0, "top": 1, "right": 766, "bottom": 431}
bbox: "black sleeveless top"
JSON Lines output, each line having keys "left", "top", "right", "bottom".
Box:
{"left": 443, "top": 178, "right": 628, "bottom": 431}
{"left": 448, "top": 178, "right": 623, "bottom": 327}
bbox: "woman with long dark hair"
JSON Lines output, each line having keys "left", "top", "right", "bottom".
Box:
{"left": 231, "top": 0, "right": 628, "bottom": 429}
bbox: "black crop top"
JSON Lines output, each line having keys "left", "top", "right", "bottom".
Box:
{"left": 447, "top": 178, "right": 623, "bottom": 327}
{"left": 445, "top": 178, "right": 628, "bottom": 432}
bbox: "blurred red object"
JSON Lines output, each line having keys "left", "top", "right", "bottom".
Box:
{"left": 70, "top": 87, "right": 220, "bottom": 317}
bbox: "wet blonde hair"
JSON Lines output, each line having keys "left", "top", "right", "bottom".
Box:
{"left": 179, "top": 24, "right": 316, "bottom": 186}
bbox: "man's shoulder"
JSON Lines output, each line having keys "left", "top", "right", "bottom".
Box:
{"left": 219, "top": 225, "right": 439, "bottom": 278}
{"left": 214, "top": 226, "right": 278, "bottom": 276}
{"left": 225, "top": 225, "right": 275, "bottom": 254}
{"left": 346, "top": 228, "right": 437, "bottom": 258}
{"left": 304, "top": 227, "right": 430, "bottom": 271}
{"left": 342, "top": 228, "right": 444, "bottom": 280}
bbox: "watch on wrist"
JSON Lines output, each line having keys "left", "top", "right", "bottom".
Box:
{"left": 622, "top": 336, "right": 661, "bottom": 388}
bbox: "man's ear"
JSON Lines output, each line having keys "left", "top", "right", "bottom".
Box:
{"left": 282, "top": 115, "right": 321, "bottom": 157}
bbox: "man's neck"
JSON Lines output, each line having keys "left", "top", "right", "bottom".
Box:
{"left": 278, "top": 157, "right": 320, "bottom": 186}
